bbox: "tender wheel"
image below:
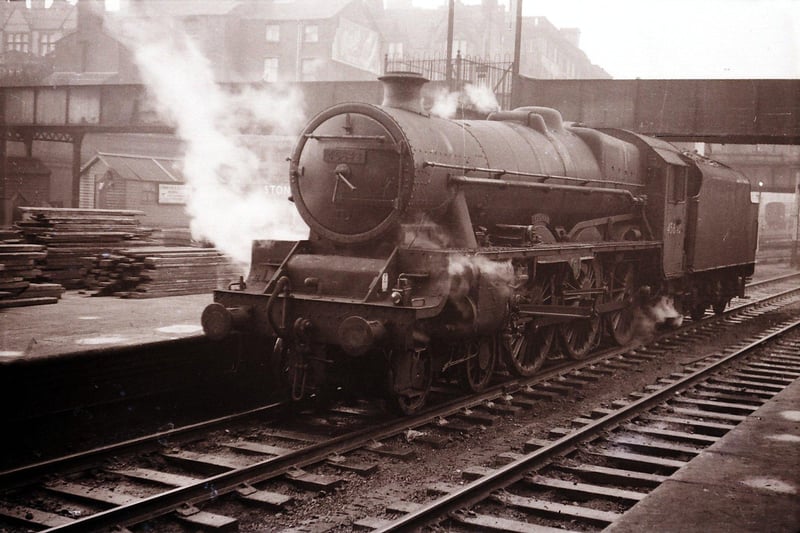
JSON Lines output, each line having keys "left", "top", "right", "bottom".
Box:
{"left": 460, "top": 336, "right": 498, "bottom": 392}
{"left": 386, "top": 347, "right": 433, "bottom": 415}
{"left": 710, "top": 280, "right": 730, "bottom": 315}
{"left": 690, "top": 303, "right": 707, "bottom": 321}
{"left": 503, "top": 277, "right": 556, "bottom": 376}
{"left": 606, "top": 262, "right": 636, "bottom": 346}
{"left": 559, "top": 261, "right": 602, "bottom": 360}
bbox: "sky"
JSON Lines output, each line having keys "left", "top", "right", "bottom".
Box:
{"left": 410, "top": 0, "right": 800, "bottom": 79}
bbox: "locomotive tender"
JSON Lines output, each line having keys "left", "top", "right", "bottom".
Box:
{"left": 202, "top": 72, "right": 758, "bottom": 414}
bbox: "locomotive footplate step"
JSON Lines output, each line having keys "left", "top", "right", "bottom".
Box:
{"left": 284, "top": 468, "right": 345, "bottom": 491}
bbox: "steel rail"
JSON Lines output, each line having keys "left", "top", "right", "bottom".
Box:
{"left": 374, "top": 318, "right": 800, "bottom": 532}
{"left": 0, "top": 401, "right": 285, "bottom": 489}
{"left": 13, "top": 277, "right": 799, "bottom": 530}
{"left": 745, "top": 270, "right": 800, "bottom": 290}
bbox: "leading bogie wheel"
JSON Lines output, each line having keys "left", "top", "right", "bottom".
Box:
{"left": 386, "top": 347, "right": 433, "bottom": 415}
{"left": 690, "top": 303, "right": 708, "bottom": 322}
{"left": 460, "top": 336, "right": 498, "bottom": 392}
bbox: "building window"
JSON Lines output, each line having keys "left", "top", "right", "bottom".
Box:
{"left": 301, "top": 58, "right": 321, "bottom": 81}
{"left": 387, "top": 42, "right": 403, "bottom": 59}
{"left": 304, "top": 24, "right": 319, "bottom": 43}
{"left": 6, "top": 33, "right": 30, "bottom": 53}
{"left": 39, "top": 33, "right": 57, "bottom": 56}
{"left": 266, "top": 24, "right": 280, "bottom": 42}
{"left": 263, "top": 57, "right": 278, "bottom": 82}
{"left": 142, "top": 182, "right": 157, "bottom": 205}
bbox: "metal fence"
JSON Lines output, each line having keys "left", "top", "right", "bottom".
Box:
{"left": 384, "top": 52, "right": 514, "bottom": 110}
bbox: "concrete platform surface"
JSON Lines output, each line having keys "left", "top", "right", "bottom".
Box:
{"left": 0, "top": 291, "right": 212, "bottom": 361}
{"left": 606, "top": 374, "right": 800, "bottom": 533}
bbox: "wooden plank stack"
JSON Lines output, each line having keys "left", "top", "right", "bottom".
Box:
{"left": 14, "top": 207, "right": 155, "bottom": 289}
{"left": 0, "top": 243, "right": 65, "bottom": 308}
{"left": 84, "top": 246, "right": 242, "bottom": 298}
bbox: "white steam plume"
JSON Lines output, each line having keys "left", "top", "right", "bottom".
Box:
{"left": 108, "top": 14, "right": 308, "bottom": 264}
{"left": 633, "top": 295, "right": 684, "bottom": 341}
{"left": 430, "top": 83, "right": 501, "bottom": 118}
{"left": 447, "top": 255, "right": 514, "bottom": 318}
{"left": 463, "top": 84, "right": 501, "bottom": 113}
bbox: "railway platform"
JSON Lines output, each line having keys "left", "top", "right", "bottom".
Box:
{"left": 607, "top": 372, "right": 800, "bottom": 533}
{"left": 0, "top": 263, "right": 795, "bottom": 363}
{"left": 0, "top": 291, "right": 209, "bottom": 362}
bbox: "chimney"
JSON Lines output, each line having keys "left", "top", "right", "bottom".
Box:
{"left": 378, "top": 71, "right": 428, "bottom": 114}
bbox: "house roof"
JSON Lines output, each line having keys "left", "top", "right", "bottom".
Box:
{"left": 229, "top": 0, "right": 353, "bottom": 21}
{"left": 82, "top": 152, "right": 184, "bottom": 183}
{"left": 0, "top": 2, "right": 75, "bottom": 32}
{"left": 122, "top": 0, "right": 242, "bottom": 17}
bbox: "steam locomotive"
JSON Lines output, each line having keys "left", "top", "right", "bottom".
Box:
{"left": 202, "top": 72, "right": 758, "bottom": 414}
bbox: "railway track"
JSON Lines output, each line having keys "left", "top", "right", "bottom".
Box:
{"left": 1, "top": 275, "right": 799, "bottom": 531}
{"left": 371, "top": 318, "right": 800, "bottom": 532}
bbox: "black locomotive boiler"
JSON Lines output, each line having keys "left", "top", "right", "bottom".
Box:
{"left": 202, "top": 72, "right": 758, "bottom": 414}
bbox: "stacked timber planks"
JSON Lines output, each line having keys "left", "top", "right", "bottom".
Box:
{"left": 14, "top": 207, "right": 155, "bottom": 289}
{"left": 84, "top": 246, "right": 242, "bottom": 298}
{"left": 0, "top": 243, "right": 65, "bottom": 308}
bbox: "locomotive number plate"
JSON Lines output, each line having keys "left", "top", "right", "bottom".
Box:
{"left": 324, "top": 148, "right": 366, "bottom": 164}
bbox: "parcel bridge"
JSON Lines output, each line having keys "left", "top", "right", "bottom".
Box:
{"left": 0, "top": 77, "right": 798, "bottom": 223}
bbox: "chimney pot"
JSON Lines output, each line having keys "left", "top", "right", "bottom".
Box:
{"left": 378, "top": 71, "right": 429, "bottom": 114}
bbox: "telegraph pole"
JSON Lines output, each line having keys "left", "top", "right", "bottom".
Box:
{"left": 446, "top": 0, "right": 454, "bottom": 86}
{"left": 512, "top": 0, "right": 523, "bottom": 76}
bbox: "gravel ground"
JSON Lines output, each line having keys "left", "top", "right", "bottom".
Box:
{"left": 223, "top": 298, "right": 800, "bottom": 531}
